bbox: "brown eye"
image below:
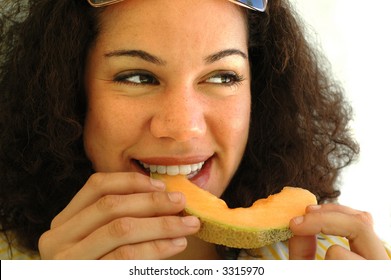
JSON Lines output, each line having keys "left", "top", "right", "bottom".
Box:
{"left": 114, "top": 71, "right": 159, "bottom": 85}
{"left": 205, "top": 71, "right": 244, "bottom": 86}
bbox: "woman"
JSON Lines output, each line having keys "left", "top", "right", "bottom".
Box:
{"left": 0, "top": 0, "right": 389, "bottom": 259}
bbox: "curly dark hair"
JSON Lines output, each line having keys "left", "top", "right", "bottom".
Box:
{"left": 0, "top": 0, "right": 358, "bottom": 254}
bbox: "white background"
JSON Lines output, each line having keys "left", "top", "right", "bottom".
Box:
{"left": 293, "top": 0, "right": 391, "bottom": 242}
{"left": 2, "top": 260, "right": 390, "bottom": 279}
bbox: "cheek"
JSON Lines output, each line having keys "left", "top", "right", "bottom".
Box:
{"left": 208, "top": 94, "right": 250, "bottom": 196}
{"left": 83, "top": 97, "right": 145, "bottom": 169}
{"left": 214, "top": 95, "right": 251, "bottom": 148}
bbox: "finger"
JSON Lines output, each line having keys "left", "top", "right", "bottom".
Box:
{"left": 290, "top": 208, "right": 389, "bottom": 260}
{"left": 307, "top": 204, "right": 372, "bottom": 223}
{"left": 52, "top": 172, "right": 164, "bottom": 227}
{"left": 43, "top": 191, "right": 186, "bottom": 247}
{"left": 288, "top": 235, "right": 317, "bottom": 260}
{"left": 325, "top": 245, "right": 365, "bottom": 260}
{"left": 100, "top": 237, "right": 188, "bottom": 260}
{"left": 54, "top": 216, "right": 200, "bottom": 259}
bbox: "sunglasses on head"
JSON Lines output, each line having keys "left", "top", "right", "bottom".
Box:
{"left": 87, "top": 0, "right": 268, "bottom": 12}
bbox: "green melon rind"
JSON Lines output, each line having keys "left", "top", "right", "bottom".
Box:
{"left": 185, "top": 208, "right": 293, "bottom": 249}
{"left": 150, "top": 173, "right": 296, "bottom": 249}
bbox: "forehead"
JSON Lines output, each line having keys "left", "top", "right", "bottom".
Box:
{"left": 94, "top": 0, "right": 248, "bottom": 54}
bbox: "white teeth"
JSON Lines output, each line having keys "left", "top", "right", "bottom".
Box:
{"left": 191, "top": 164, "right": 199, "bottom": 172}
{"left": 166, "top": 165, "right": 179, "bottom": 176}
{"left": 150, "top": 165, "right": 157, "bottom": 173}
{"left": 157, "top": 165, "right": 166, "bottom": 174}
{"left": 179, "top": 165, "right": 192, "bottom": 175}
{"left": 140, "top": 161, "right": 205, "bottom": 176}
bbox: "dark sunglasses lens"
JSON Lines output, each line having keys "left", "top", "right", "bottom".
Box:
{"left": 88, "top": 0, "right": 266, "bottom": 11}
{"left": 90, "top": 0, "right": 108, "bottom": 3}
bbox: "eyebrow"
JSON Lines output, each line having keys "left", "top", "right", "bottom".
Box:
{"left": 104, "top": 48, "right": 247, "bottom": 65}
{"left": 104, "top": 50, "right": 166, "bottom": 65}
{"left": 204, "top": 49, "right": 248, "bottom": 64}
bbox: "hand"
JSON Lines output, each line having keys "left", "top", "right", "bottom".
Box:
{"left": 38, "top": 172, "right": 200, "bottom": 259}
{"left": 288, "top": 204, "right": 390, "bottom": 260}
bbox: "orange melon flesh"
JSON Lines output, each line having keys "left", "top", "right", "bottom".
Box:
{"left": 151, "top": 173, "right": 317, "bottom": 249}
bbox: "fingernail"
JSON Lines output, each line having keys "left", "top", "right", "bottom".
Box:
{"left": 293, "top": 216, "right": 304, "bottom": 225}
{"left": 149, "top": 178, "right": 165, "bottom": 190}
{"left": 182, "top": 216, "right": 200, "bottom": 227}
{"left": 168, "top": 192, "right": 183, "bottom": 203}
{"left": 171, "top": 237, "right": 187, "bottom": 247}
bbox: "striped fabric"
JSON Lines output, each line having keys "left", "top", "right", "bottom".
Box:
{"left": 1, "top": 232, "right": 390, "bottom": 260}
{"left": 238, "top": 233, "right": 391, "bottom": 260}
{"left": 0, "top": 233, "right": 40, "bottom": 260}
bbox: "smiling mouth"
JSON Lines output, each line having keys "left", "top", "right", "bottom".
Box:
{"left": 138, "top": 160, "right": 205, "bottom": 179}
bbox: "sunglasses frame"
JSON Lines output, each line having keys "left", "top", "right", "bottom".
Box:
{"left": 87, "top": 0, "right": 268, "bottom": 12}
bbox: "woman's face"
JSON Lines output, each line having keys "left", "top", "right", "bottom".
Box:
{"left": 84, "top": 0, "right": 251, "bottom": 197}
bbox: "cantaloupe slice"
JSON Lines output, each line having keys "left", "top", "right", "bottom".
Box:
{"left": 151, "top": 173, "right": 317, "bottom": 249}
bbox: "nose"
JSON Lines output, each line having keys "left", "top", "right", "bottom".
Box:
{"left": 150, "top": 86, "right": 207, "bottom": 142}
